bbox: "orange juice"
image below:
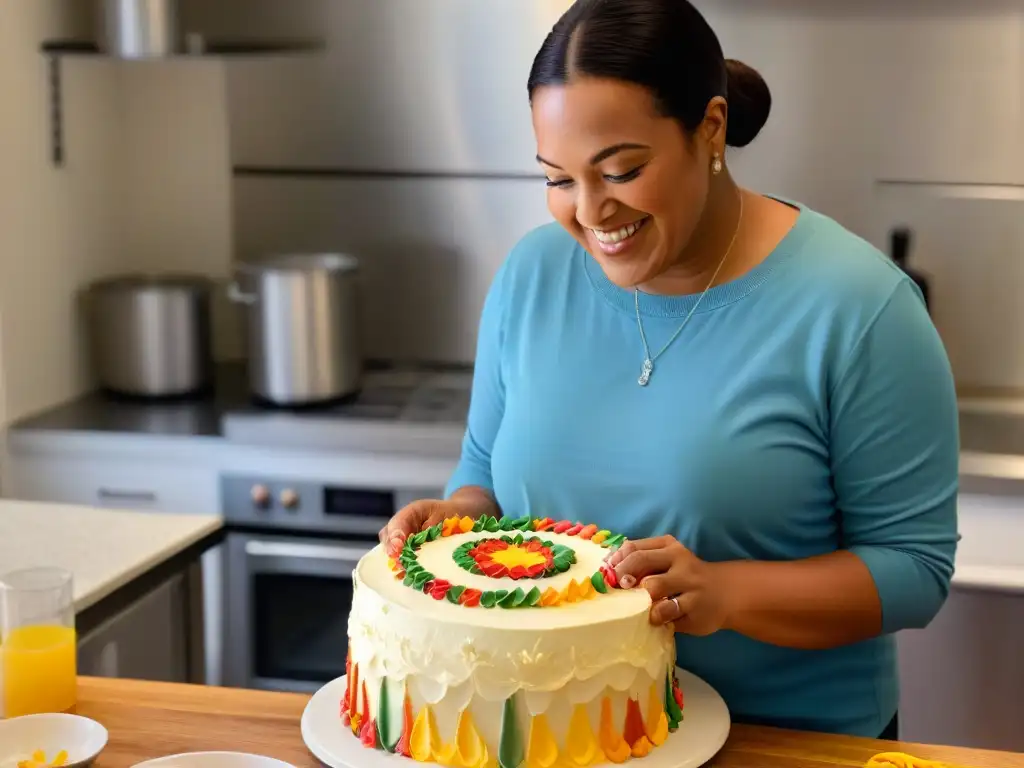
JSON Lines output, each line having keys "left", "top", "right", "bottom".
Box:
{"left": 1, "top": 624, "right": 77, "bottom": 716}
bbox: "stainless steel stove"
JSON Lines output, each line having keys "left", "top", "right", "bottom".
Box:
{"left": 221, "top": 364, "right": 473, "bottom": 457}
{"left": 219, "top": 363, "right": 471, "bottom": 692}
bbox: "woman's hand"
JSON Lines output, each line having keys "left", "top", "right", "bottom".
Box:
{"left": 377, "top": 486, "right": 499, "bottom": 557}
{"left": 605, "top": 535, "right": 734, "bottom": 636}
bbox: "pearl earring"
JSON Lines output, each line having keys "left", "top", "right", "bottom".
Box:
{"left": 712, "top": 155, "right": 723, "bottom": 175}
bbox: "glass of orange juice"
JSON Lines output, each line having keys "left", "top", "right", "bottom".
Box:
{"left": 0, "top": 567, "right": 76, "bottom": 718}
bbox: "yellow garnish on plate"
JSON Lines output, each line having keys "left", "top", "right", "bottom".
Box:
{"left": 18, "top": 749, "right": 68, "bottom": 768}
{"left": 866, "top": 753, "right": 950, "bottom": 768}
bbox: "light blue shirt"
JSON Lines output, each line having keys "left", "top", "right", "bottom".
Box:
{"left": 445, "top": 203, "right": 959, "bottom": 737}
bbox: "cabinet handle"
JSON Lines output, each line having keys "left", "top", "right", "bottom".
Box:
{"left": 97, "top": 488, "right": 158, "bottom": 503}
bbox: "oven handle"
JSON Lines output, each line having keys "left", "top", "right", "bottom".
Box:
{"left": 243, "top": 540, "right": 372, "bottom": 563}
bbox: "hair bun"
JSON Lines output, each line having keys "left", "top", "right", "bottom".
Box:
{"left": 724, "top": 59, "right": 771, "bottom": 148}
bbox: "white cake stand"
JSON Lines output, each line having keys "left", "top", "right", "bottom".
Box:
{"left": 301, "top": 668, "right": 730, "bottom": 768}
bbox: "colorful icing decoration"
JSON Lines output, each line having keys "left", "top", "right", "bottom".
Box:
{"left": 598, "top": 697, "right": 631, "bottom": 764}
{"left": 631, "top": 736, "right": 654, "bottom": 758}
{"left": 498, "top": 697, "right": 525, "bottom": 768}
{"left": 349, "top": 666, "right": 362, "bottom": 734}
{"left": 645, "top": 683, "right": 670, "bottom": 746}
{"left": 410, "top": 705, "right": 442, "bottom": 762}
{"left": 525, "top": 714, "right": 559, "bottom": 768}
{"left": 436, "top": 710, "right": 490, "bottom": 768}
{"left": 359, "top": 714, "right": 379, "bottom": 748}
{"left": 396, "top": 688, "right": 414, "bottom": 758}
{"left": 390, "top": 516, "right": 628, "bottom": 608}
{"left": 565, "top": 704, "right": 604, "bottom": 766}
{"left": 623, "top": 698, "right": 646, "bottom": 747}
{"left": 340, "top": 650, "right": 352, "bottom": 722}
{"left": 377, "top": 678, "right": 400, "bottom": 752}
{"left": 665, "top": 671, "right": 684, "bottom": 730}
{"left": 453, "top": 535, "right": 575, "bottom": 580}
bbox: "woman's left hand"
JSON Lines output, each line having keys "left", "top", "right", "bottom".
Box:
{"left": 605, "top": 535, "right": 734, "bottom": 636}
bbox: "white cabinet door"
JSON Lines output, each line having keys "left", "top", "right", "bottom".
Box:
{"left": 7, "top": 454, "right": 219, "bottom": 515}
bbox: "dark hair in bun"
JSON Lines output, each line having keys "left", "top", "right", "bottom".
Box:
{"left": 528, "top": 0, "right": 772, "bottom": 148}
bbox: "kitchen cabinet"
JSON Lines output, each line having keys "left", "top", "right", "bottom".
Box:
{"left": 898, "top": 587, "right": 1024, "bottom": 752}
{"left": 6, "top": 453, "right": 219, "bottom": 514}
{"left": 77, "top": 572, "right": 191, "bottom": 683}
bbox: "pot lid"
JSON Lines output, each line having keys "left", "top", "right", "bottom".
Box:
{"left": 89, "top": 273, "right": 212, "bottom": 291}
{"left": 238, "top": 253, "right": 360, "bottom": 274}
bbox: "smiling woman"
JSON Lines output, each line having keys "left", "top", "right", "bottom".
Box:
{"left": 379, "top": 0, "right": 960, "bottom": 743}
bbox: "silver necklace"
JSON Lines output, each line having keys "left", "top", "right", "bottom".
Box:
{"left": 634, "top": 193, "right": 744, "bottom": 387}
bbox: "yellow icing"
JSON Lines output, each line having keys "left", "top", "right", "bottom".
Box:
{"left": 645, "top": 683, "right": 669, "bottom": 746}
{"left": 526, "top": 713, "right": 559, "bottom": 768}
{"left": 592, "top": 530, "right": 609, "bottom": 544}
{"left": 577, "top": 577, "right": 595, "bottom": 599}
{"left": 435, "top": 710, "right": 489, "bottom": 768}
{"left": 411, "top": 705, "right": 442, "bottom": 762}
{"left": 599, "top": 697, "right": 631, "bottom": 764}
{"left": 565, "top": 704, "right": 604, "bottom": 766}
{"left": 491, "top": 545, "right": 548, "bottom": 570}
{"left": 631, "top": 736, "right": 653, "bottom": 758}
{"left": 540, "top": 587, "right": 561, "bottom": 606}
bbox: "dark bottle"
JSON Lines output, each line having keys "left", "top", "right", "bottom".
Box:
{"left": 889, "top": 227, "right": 930, "bottom": 313}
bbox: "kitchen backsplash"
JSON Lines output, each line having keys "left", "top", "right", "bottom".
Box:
{"left": 221, "top": 0, "right": 1024, "bottom": 383}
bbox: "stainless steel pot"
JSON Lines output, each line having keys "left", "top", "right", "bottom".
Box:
{"left": 86, "top": 274, "right": 212, "bottom": 398}
{"left": 97, "top": 0, "right": 180, "bottom": 59}
{"left": 229, "top": 253, "right": 363, "bottom": 405}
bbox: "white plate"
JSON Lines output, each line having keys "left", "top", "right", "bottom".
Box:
{"left": 133, "top": 753, "right": 297, "bottom": 768}
{"left": 301, "top": 667, "right": 730, "bottom": 768}
{"left": 0, "top": 713, "right": 108, "bottom": 768}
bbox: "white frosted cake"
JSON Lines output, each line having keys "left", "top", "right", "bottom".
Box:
{"left": 343, "top": 515, "right": 683, "bottom": 766}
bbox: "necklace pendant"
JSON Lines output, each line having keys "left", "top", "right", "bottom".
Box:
{"left": 638, "top": 358, "right": 653, "bottom": 387}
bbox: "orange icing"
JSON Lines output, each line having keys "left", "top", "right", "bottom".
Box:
{"left": 599, "top": 697, "right": 631, "bottom": 764}
{"left": 578, "top": 524, "right": 598, "bottom": 540}
{"left": 396, "top": 688, "right": 415, "bottom": 757}
{"left": 645, "top": 683, "right": 669, "bottom": 746}
{"left": 631, "top": 736, "right": 653, "bottom": 758}
{"left": 410, "top": 705, "right": 442, "bottom": 762}
{"left": 349, "top": 665, "right": 362, "bottom": 734}
{"left": 565, "top": 704, "right": 604, "bottom": 766}
{"left": 562, "top": 579, "right": 582, "bottom": 603}
{"left": 540, "top": 587, "right": 561, "bottom": 606}
{"left": 525, "top": 713, "right": 559, "bottom": 768}
{"left": 442, "top": 517, "right": 461, "bottom": 536}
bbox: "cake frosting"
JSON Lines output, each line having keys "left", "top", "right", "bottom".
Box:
{"left": 343, "top": 515, "right": 682, "bottom": 766}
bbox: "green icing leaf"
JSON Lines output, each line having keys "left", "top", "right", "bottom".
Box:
{"left": 484, "top": 516, "right": 501, "bottom": 532}
{"left": 498, "top": 588, "right": 526, "bottom": 608}
{"left": 498, "top": 696, "right": 525, "bottom": 768}
{"left": 493, "top": 589, "right": 510, "bottom": 602}
{"left": 446, "top": 585, "right": 467, "bottom": 604}
{"left": 481, "top": 591, "right": 498, "bottom": 608}
{"left": 412, "top": 571, "right": 432, "bottom": 589}
{"left": 591, "top": 571, "right": 608, "bottom": 594}
{"left": 498, "top": 517, "right": 516, "bottom": 531}
{"left": 512, "top": 515, "right": 533, "bottom": 531}
{"left": 409, "top": 530, "right": 428, "bottom": 547}
{"left": 512, "top": 533, "right": 524, "bottom": 546}
{"left": 665, "top": 672, "right": 683, "bottom": 727}
{"left": 552, "top": 551, "right": 574, "bottom": 572}
{"left": 377, "top": 677, "right": 400, "bottom": 752}
{"left": 425, "top": 524, "right": 442, "bottom": 541}
{"left": 603, "top": 533, "right": 626, "bottom": 550}
{"left": 524, "top": 586, "right": 542, "bottom": 607}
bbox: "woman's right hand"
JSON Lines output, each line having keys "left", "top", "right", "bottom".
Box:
{"left": 378, "top": 487, "right": 498, "bottom": 557}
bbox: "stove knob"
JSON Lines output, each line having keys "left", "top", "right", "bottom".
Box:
{"left": 280, "top": 488, "right": 300, "bottom": 510}
{"left": 251, "top": 484, "right": 271, "bottom": 509}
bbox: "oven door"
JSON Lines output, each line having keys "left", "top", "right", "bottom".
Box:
{"left": 223, "top": 531, "right": 372, "bottom": 693}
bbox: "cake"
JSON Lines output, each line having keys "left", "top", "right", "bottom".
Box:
{"left": 343, "top": 514, "right": 683, "bottom": 766}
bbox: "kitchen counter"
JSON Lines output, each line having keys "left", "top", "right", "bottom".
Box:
{"left": 76, "top": 676, "right": 1024, "bottom": 768}
{"left": 0, "top": 499, "right": 223, "bottom": 635}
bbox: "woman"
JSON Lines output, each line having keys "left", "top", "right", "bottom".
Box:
{"left": 380, "top": 0, "right": 959, "bottom": 739}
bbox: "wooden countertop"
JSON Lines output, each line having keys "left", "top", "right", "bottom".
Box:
{"left": 76, "top": 677, "right": 1024, "bottom": 768}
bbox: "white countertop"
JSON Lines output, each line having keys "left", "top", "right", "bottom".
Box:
{"left": 0, "top": 499, "right": 222, "bottom": 612}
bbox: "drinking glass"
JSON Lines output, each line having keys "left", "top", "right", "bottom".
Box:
{"left": 0, "top": 567, "right": 76, "bottom": 718}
